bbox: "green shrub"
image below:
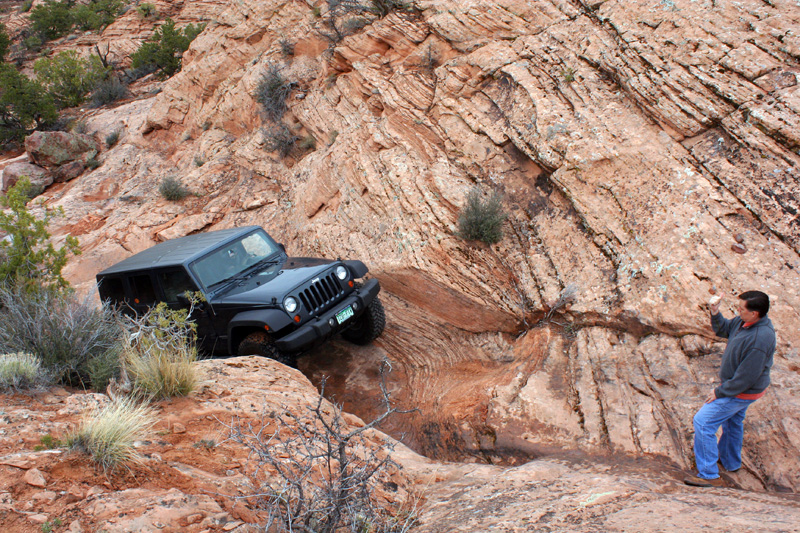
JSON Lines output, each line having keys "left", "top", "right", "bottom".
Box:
{"left": 0, "top": 65, "right": 58, "bottom": 143}
{"left": 72, "top": 0, "right": 124, "bottom": 32}
{"left": 158, "top": 176, "right": 190, "bottom": 201}
{"left": 130, "top": 18, "right": 205, "bottom": 79}
{"left": 105, "top": 129, "right": 120, "bottom": 147}
{"left": 34, "top": 433, "right": 62, "bottom": 450}
{"left": 456, "top": 187, "right": 507, "bottom": 244}
{"left": 85, "top": 157, "right": 101, "bottom": 170}
{"left": 23, "top": 34, "right": 43, "bottom": 52}
{"left": 90, "top": 76, "right": 128, "bottom": 107}
{"left": 136, "top": 2, "right": 157, "bottom": 19}
{"left": 34, "top": 51, "right": 108, "bottom": 109}
{"left": 68, "top": 397, "right": 156, "bottom": 471}
{"left": 20, "top": 0, "right": 33, "bottom": 13}
{"left": 0, "top": 287, "right": 124, "bottom": 388}
{"left": 263, "top": 124, "right": 299, "bottom": 158}
{"left": 255, "top": 64, "right": 292, "bottom": 122}
{"left": 0, "top": 23, "right": 10, "bottom": 62}
{"left": 0, "top": 352, "right": 45, "bottom": 389}
{"left": 29, "top": 0, "right": 75, "bottom": 41}
{"left": 0, "top": 178, "right": 79, "bottom": 291}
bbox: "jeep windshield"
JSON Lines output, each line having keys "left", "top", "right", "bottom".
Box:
{"left": 191, "top": 229, "right": 281, "bottom": 290}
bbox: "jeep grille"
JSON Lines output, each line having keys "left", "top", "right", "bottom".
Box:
{"left": 298, "top": 273, "right": 343, "bottom": 315}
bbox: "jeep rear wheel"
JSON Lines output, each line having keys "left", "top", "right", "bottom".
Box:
{"left": 341, "top": 297, "right": 385, "bottom": 345}
{"left": 238, "top": 332, "right": 297, "bottom": 368}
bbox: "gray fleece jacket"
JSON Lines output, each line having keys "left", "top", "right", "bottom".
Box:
{"left": 711, "top": 312, "right": 775, "bottom": 398}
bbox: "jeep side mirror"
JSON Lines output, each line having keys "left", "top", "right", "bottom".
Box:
{"left": 278, "top": 243, "right": 286, "bottom": 253}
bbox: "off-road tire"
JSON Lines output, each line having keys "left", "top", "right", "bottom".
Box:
{"left": 238, "top": 331, "right": 297, "bottom": 368}
{"left": 341, "top": 296, "right": 385, "bottom": 345}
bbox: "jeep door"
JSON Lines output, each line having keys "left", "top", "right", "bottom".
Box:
{"left": 155, "top": 268, "right": 221, "bottom": 354}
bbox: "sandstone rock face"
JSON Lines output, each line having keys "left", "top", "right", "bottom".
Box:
{"left": 24, "top": 132, "right": 100, "bottom": 171}
{"left": 13, "top": 0, "right": 800, "bottom": 498}
{"left": 0, "top": 162, "right": 52, "bottom": 195}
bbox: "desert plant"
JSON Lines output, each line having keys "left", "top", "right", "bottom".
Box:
{"left": 90, "top": 76, "right": 128, "bottom": 107}
{"left": 120, "top": 300, "right": 199, "bottom": 399}
{"left": 0, "top": 286, "right": 124, "bottom": 387}
{"left": 130, "top": 18, "right": 205, "bottom": 78}
{"left": 194, "top": 155, "right": 205, "bottom": 167}
{"left": 72, "top": 0, "right": 124, "bottom": 32}
{"left": 158, "top": 175, "right": 190, "bottom": 201}
{"left": 124, "top": 344, "right": 197, "bottom": 399}
{"left": 71, "top": 118, "right": 88, "bottom": 134}
{"left": 105, "top": 129, "right": 120, "bottom": 147}
{"left": 456, "top": 186, "right": 507, "bottom": 244}
{"left": 29, "top": 0, "right": 75, "bottom": 41}
{"left": 0, "top": 352, "right": 46, "bottom": 389}
{"left": 225, "top": 358, "right": 416, "bottom": 532}
{"left": 34, "top": 51, "right": 108, "bottom": 109}
{"left": 0, "top": 23, "right": 10, "bottom": 62}
{"left": 562, "top": 67, "right": 575, "bottom": 83}
{"left": 298, "top": 135, "right": 316, "bottom": 152}
{"left": 544, "top": 283, "right": 578, "bottom": 320}
{"left": 279, "top": 38, "right": 295, "bottom": 57}
{"left": 0, "top": 178, "right": 80, "bottom": 291}
{"left": 85, "top": 157, "right": 101, "bottom": 170}
{"left": 20, "top": 0, "right": 33, "bottom": 13}
{"left": 68, "top": 396, "right": 156, "bottom": 470}
{"left": 34, "top": 433, "right": 63, "bottom": 450}
{"left": 136, "top": 2, "right": 157, "bottom": 19}
{"left": 255, "top": 64, "right": 293, "bottom": 122}
{"left": 263, "top": 124, "right": 299, "bottom": 158}
{"left": 0, "top": 65, "right": 58, "bottom": 143}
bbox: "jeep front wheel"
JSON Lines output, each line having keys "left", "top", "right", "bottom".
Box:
{"left": 238, "top": 332, "right": 297, "bottom": 368}
{"left": 341, "top": 297, "right": 385, "bottom": 345}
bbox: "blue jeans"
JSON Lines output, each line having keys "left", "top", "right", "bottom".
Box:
{"left": 692, "top": 397, "right": 755, "bottom": 479}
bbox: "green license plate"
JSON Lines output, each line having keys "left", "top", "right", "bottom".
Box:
{"left": 335, "top": 305, "right": 354, "bottom": 324}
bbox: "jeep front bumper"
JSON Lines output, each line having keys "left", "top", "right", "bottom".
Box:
{"left": 274, "top": 278, "right": 381, "bottom": 352}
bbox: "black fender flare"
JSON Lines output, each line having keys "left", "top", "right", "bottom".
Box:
{"left": 343, "top": 260, "right": 369, "bottom": 278}
{"left": 228, "top": 309, "right": 292, "bottom": 354}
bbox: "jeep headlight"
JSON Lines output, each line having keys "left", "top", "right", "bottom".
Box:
{"left": 283, "top": 296, "right": 298, "bottom": 313}
{"left": 335, "top": 265, "right": 348, "bottom": 280}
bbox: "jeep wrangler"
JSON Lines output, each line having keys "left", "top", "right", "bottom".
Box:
{"left": 96, "top": 226, "right": 385, "bottom": 366}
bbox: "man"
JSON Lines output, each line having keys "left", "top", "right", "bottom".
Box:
{"left": 684, "top": 290, "right": 776, "bottom": 488}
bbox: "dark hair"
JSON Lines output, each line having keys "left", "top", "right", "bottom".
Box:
{"left": 739, "top": 291, "right": 770, "bottom": 318}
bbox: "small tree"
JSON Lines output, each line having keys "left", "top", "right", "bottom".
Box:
{"left": 34, "top": 51, "right": 109, "bottom": 109}
{"left": 456, "top": 186, "right": 507, "bottom": 244}
{"left": 72, "top": 0, "right": 124, "bottom": 32}
{"left": 0, "top": 65, "right": 58, "bottom": 143}
{"left": 130, "top": 18, "right": 205, "bottom": 78}
{"left": 0, "top": 178, "right": 80, "bottom": 292}
{"left": 29, "top": 0, "right": 76, "bottom": 41}
{"left": 0, "top": 23, "right": 10, "bottom": 62}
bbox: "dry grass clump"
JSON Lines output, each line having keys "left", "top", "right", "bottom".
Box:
{"left": 69, "top": 397, "right": 156, "bottom": 470}
{"left": 121, "top": 301, "right": 200, "bottom": 399}
{"left": 0, "top": 352, "right": 45, "bottom": 389}
{"left": 125, "top": 344, "right": 197, "bottom": 400}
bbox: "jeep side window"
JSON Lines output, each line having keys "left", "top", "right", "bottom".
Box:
{"left": 159, "top": 270, "right": 198, "bottom": 304}
{"left": 130, "top": 274, "right": 156, "bottom": 305}
{"left": 97, "top": 276, "right": 125, "bottom": 304}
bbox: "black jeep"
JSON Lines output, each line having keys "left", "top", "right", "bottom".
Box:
{"left": 95, "top": 226, "right": 385, "bottom": 366}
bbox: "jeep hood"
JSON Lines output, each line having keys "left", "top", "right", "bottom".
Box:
{"left": 211, "top": 259, "right": 336, "bottom": 305}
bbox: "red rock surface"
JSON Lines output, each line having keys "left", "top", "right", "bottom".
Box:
{"left": 1, "top": 0, "right": 800, "bottom": 528}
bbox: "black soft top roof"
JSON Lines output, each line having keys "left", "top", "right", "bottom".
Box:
{"left": 97, "top": 226, "right": 262, "bottom": 277}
